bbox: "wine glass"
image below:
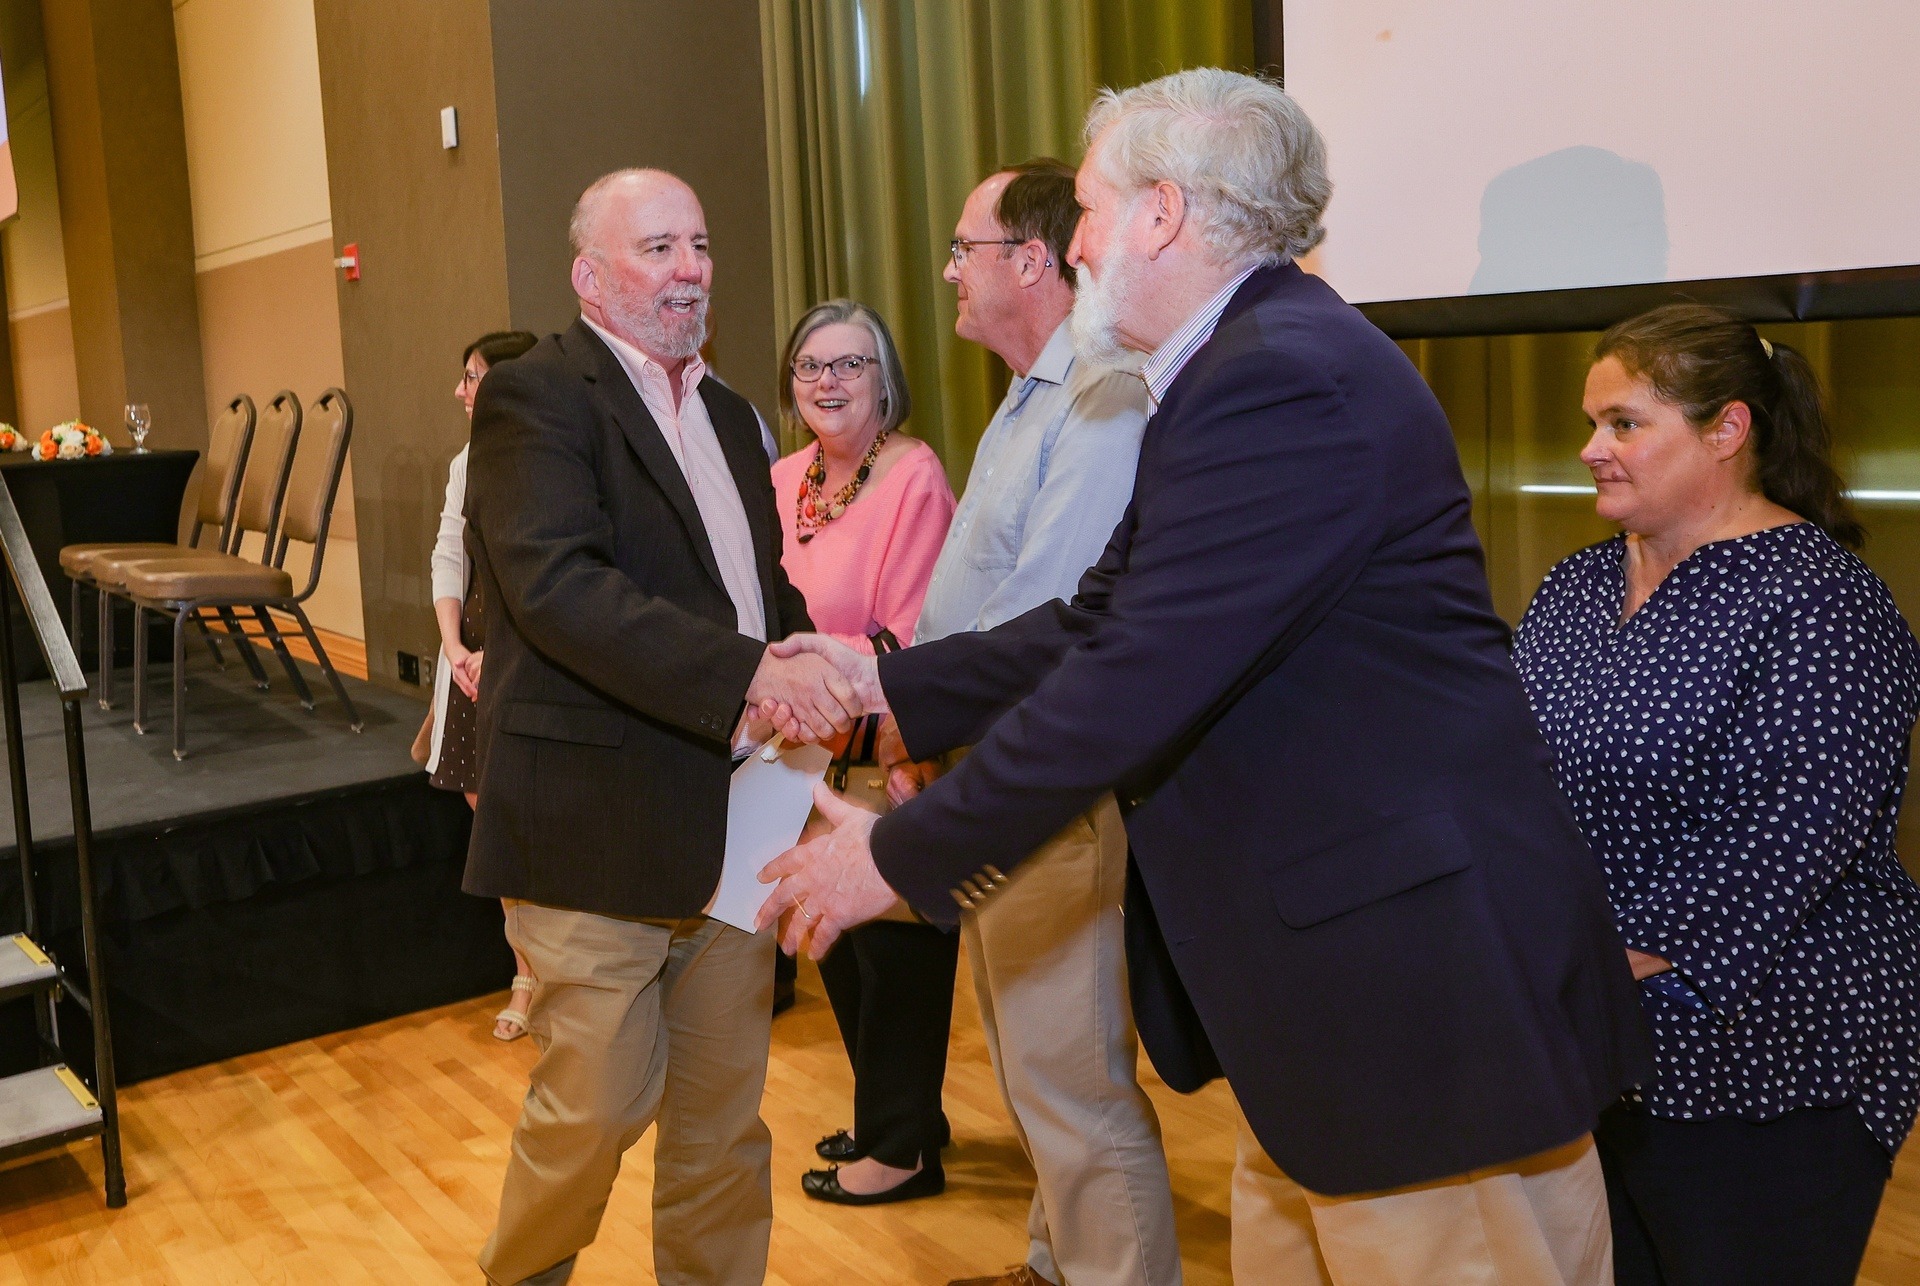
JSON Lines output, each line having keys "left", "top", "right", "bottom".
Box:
{"left": 125, "top": 403, "right": 151, "bottom": 453}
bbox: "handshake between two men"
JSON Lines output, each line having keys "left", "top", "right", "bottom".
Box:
{"left": 743, "top": 634, "right": 932, "bottom": 959}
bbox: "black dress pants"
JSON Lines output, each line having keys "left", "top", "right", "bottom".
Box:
{"left": 817, "top": 919, "right": 959, "bottom": 1169}
{"left": 1597, "top": 1100, "right": 1891, "bottom": 1286}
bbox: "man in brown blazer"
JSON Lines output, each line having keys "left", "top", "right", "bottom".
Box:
{"left": 464, "top": 168, "right": 861, "bottom": 1286}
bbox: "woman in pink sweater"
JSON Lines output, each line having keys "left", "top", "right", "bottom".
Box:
{"left": 771, "top": 300, "right": 957, "bottom": 1206}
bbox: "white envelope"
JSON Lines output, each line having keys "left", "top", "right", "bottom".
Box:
{"left": 704, "top": 741, "right": 834, "bottom": 933}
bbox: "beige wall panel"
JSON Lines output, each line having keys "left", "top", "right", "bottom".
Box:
{"left": 42, "top": 0, "right": 208, "bottom": 452}
{"left": 173, "top": 0, "right": 333, "bottom": 267}
{"left": 280, "top": 537, "right": 363, "bottom": 639}
{"left": 193, "top": 238, "right": 354, "bottom": 539}
{"left": 313, "top": 0, "right": 509, "bottom": 692}
{"left": 9, "top": 305, "right": 80, "bottom": 430}
{"left": 2, "top": 82, "right": 69, "bottom": 314}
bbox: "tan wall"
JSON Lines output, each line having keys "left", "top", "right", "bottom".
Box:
{"left": 174, "top": 0, "right": 361, "bottom": 638}
{"left": 193, "top": 237, "right": 362, "bottom": 637}
{"left": 174, "top": 0, "right": 333, "bottom": 271}
{"left": 8, "top": 305, "right": 79, "bottom": 430}
{"left": 2, "top": 11, "right": 78, "bottom": 430}
{"left": 43, "top": 0, "right": 209, "bottom": 455}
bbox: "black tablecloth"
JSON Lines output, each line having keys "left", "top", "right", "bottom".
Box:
{"left": 0, "top": 449, "right": 200, "bottom": 679}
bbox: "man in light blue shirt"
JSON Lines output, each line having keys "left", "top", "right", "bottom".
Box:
{"left": 906, "top": 161, "right": 1176, "bottom": 1286}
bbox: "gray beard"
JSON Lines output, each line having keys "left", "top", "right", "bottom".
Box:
{"left": 1068, "top": 252, "right": 1147, "bottom": 375}
{"left": 605, "top": 279, "right": 709, "bottom": 362}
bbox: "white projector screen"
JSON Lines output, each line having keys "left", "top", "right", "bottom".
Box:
{"left": 1284, "top": 2, "right": 1920, "bottom": 327}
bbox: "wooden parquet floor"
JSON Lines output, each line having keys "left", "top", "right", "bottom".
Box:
{"left": 0, "top": 948, "right": 1916, "bottom": 1283}
{"left": 7, "top": 625, "right": 1919, "bottom": 1280}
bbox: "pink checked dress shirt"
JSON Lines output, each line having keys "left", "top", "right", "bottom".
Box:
{"left": 582, "top": 316, "right": 767, "bottom": 641}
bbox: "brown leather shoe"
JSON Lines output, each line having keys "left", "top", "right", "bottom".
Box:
{"left": 947, "top": 1269, "right": 1052, "bottom": 1286}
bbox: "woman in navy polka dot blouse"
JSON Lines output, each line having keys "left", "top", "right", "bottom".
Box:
{"left": 1513, "top": 304, "right": 1920, "bottom": 1286}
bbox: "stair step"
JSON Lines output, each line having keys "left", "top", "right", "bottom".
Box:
{"left": 0, "top": 934, "right": 59, "bottom": 1003}
{"left": 0, "top": 1065, "right": 103, "bottom": 1162}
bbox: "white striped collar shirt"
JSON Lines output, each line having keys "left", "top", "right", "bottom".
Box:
{"left": 1139, "top": 265, "right": 1258, "bottom": 408}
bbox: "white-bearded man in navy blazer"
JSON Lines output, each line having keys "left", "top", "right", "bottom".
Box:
{"left": 755, "top": 70, "right": 1652, "bottom": 1284}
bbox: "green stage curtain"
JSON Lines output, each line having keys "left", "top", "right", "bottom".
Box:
{"left": 760, "top": 0, "right": 1252, "bottom": 481}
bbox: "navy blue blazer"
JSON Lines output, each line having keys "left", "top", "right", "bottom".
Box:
{"left": 872, "top": 263, "right": 1652, "bottom": 1195}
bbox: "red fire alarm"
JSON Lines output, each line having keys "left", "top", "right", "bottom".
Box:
{"left": 334, "top": 242, "right": 361, "bottom": 281}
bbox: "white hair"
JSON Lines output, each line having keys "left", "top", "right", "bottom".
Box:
{"left": 1085, "top": 69, "right": 1331, "bottom": 269}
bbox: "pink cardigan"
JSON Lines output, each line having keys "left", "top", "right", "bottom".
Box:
{"left": 770, "top": 438, "right": 955, "bottom": 653}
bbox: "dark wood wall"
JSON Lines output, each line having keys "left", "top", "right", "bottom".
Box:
{"left": 487, "top": 0, "right": 781, "bottom": 419}
{"left": 312, "top": 0, "right": 512, "bottom": 692}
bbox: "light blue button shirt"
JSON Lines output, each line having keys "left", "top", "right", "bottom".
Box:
{"left": 915, "top": 320, "right": 1151, "bottom": 644}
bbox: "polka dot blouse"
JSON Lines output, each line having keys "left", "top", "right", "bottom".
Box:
{"left": 1513, "top": 523, "right": 1920, "bottom": 1157}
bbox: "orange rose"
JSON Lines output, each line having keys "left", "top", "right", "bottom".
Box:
{"left": 85, "top": 436, "right": 102, "bottom": 456}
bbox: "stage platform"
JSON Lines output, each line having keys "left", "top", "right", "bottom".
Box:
{"left": 0, "top": 657, "right": 509, "bottom": 1085}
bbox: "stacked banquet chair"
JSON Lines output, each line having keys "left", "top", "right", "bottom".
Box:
{"left": 59, "top": 393, "right": 262, "bottom": 707}
{"left": 104, "top": 389, "right": 361, "bottom": 759}
{"left": 75, "top": 390, "right": 302, "bottom": 708}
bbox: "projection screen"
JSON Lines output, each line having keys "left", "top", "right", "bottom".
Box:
{"left": 1282, "top": 2, "right": 1920, "bottom": 335}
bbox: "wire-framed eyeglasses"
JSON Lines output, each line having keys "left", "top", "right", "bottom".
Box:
{"left": 949, "top": 237, "right": 1025, "bottom": 265}
{"left": 791, "top": 354, "right": 878, "bottom": 383}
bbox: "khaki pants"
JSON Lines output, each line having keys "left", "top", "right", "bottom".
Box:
{"left": 478, "top": 904, "right": 775, "bottom": 1286}
{"left": 964, "top": 796, "right": 1182, "bottom": 1285}
{"left": 1230, "top": 1104, "right": 1612, "bottom": 1285}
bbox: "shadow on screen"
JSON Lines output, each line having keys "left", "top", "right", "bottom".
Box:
{"left": 1470, "top": 146, "right": 1668, "bottom": 295}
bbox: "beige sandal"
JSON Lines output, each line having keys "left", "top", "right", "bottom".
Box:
{"left": 493, "top": 974, "right": 536, "bottom": 1041}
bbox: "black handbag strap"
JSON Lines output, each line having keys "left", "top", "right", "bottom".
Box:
{"left": 829, "top": 628, "right": 900, "bottom": 788}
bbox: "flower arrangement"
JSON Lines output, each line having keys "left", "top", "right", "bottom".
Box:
{"left": 37, "top": 420, "right": 111, "bottom": 460}
{"left": 0, "top": 424, "right": 27, "bottom": 453}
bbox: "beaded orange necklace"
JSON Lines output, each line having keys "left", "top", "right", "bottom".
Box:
{"left": 795, "top": 429, "right": 889, "bottom": 544}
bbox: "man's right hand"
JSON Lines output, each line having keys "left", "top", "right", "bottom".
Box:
{"left": 754, "top": 634, "right": 888, "bottom": 743}
{"left": 745, "top": 646, "right": 861, "bottom": 743}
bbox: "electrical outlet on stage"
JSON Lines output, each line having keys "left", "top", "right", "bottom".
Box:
{"left": 397, "top": 651, "right": 421, "bottom": 685}
{"left": 420, "top": 656, "right": 435, "bottom": 686}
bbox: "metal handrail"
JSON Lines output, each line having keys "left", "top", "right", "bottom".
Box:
{"left": 0, "top": 473, "right": 124, "bottom": 1207}
{"left": 0, "top": 480, "right": 87, "bottom": 700}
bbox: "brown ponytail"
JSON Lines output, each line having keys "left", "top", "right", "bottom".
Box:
{"left": 1594, "top": 304, "right": 1863, "bottom": 548}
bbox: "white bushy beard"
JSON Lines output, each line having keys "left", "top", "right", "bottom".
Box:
{"left": 1068, "top": 245, "right": 1147, "bottom": 375}
{"left": 604, "top": 272, "right": 709, "bottom": 362}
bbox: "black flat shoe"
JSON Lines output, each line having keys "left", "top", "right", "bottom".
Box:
{"left": 801, "top": 1159, "right": 945, "bottom": 1205}
{"left": 815, "top": 1129, "right": 865, "bottom": 1161}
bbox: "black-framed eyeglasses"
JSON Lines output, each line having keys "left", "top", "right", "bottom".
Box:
{"left": 791, "top": 354, "right": 878, "bottom": 383}
{"left": 949, "top": 237, "right": 1024, "bottom": 265}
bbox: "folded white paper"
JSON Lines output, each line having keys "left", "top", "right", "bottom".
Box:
{"left": 704, "top": 741, "right": 834, "bottom": 933}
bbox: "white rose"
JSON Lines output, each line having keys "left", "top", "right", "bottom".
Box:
{"left": 57, "top": 438, "right": 84, "bottom": 459}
